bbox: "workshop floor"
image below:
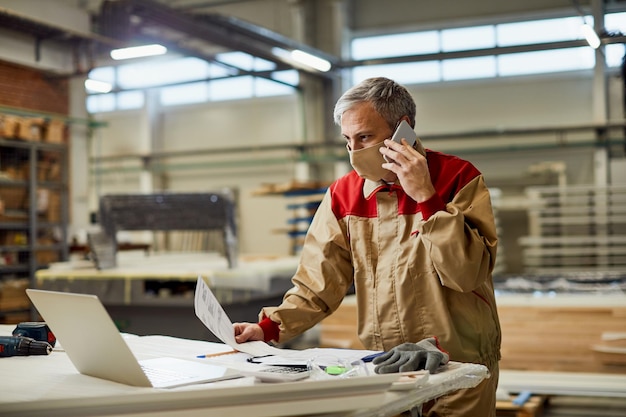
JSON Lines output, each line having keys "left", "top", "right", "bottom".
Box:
{"left": 537, "top": 396, "right": 626, "bottom": 417}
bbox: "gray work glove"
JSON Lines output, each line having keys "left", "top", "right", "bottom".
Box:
{"left": 373, "top": 337, "right": 449, "bottom": 374}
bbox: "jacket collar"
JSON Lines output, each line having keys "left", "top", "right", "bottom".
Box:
{"left": 363, "top": 179, "right": 401, "bottom": 199}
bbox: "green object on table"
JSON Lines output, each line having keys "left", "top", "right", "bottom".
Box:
{"left": 325, "top": 365, "right": 347, "bottom": 375}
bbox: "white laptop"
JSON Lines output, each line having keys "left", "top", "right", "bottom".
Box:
{"left": 26, "top": 288, "right": 241, "bottom": 388}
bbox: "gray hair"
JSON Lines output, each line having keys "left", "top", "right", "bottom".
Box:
{"left": 333, "top": 77, "right": 416, "bottom": 129}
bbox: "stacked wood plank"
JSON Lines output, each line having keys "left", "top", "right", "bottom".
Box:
{"left": 498, "top": 301, "right": 626, "bottom": 373}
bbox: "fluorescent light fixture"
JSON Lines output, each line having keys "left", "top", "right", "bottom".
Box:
{"left": 581, "top": 23, "right": 601, "bottom": 49}
{"left": 84, "top": 79, "right": 113, "bottom": 93}
{"left": 271, "top": 47, "right": 332, "bottom": 72}
{"left": 110, "top": 44, "right": 167, "bottom": 60}
{"left": 291, "top": 49, "right": 332, "bottom": 72}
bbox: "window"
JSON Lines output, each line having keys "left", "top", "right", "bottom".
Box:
{"left": 351, "top": 31, "right": 439, "bottom": 60}
{"left": 87, "top": 60, "right": 295, "bottom": 112}
{"left": 352, "top": 61, "right": 440, "bottom": 85}
{"left": 442, "top": 56, "right": 496, "bottom": 80}
{"left": 254, "top": 77, "right": 296, "bottom": 97}
{"left": 160, "top": 82, "right": 209, "bottom": 106}
{"left": 117, "top": 57, "right": 211, "bottom": 89}
{"left": 605, "top": 11, "right": 626, "bottom": 33}
{"left": 271, "top": 70, "right": 299, "bottom": 86}
{"left": 88, "top": 66, "right": 115, "bottom": 84}
{"left": 496, "top": 17, "right": 584, "bottom": 46}
{"left": 210, "top": 76, "right": 254, "bottom": 101}
{"left": 441, "top": 26, "right": 495, "bottom": 52}
{"left": 117, "top": 91, "right": 145, "bottom": 110}
{"left": 349, "top": 12, "right": 625, "bottom": 86}
{"left": 606, "top": 44, "right": 625, "bottom": 68}
{"left": 215, "top": 51, "right": 276, "bottom": 72}
{"left": 498, "top": 47, "right": 594, "bottom": 76}
{"left": 86, "top": 94, "right": 116, "bottom": 113}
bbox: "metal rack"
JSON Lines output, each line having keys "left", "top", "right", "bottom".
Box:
{"left": 0, "top": 137, "right": 69, "bottom": 322}
{"left": 519, "top": 184, "right": 626, "bottom": 274}
{"left": 97, "top": 192, "right": 238, "bottom": 268}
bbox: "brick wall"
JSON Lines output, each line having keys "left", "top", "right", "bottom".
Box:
{"left": 0, "top": 60, "right": 69, "bottom": 115}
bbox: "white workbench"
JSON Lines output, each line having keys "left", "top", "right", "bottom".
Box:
{"left": 36, "top": 253, "right": 301, "bottom": 300}
{"left": 33, "top": 253, "right": 300, "bottom": 339}
{"left": 0, "top": 325, "right": 488, "bottom": 417}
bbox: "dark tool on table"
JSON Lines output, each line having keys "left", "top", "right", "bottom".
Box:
{"left": 12, "top": 322, "right": 56, "bottom": 347}
{"left": 0, "top": 335, "right": 52, "bottom": 357}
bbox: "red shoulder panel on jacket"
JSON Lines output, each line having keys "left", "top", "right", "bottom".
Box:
{"left": 329, "top": 151, "right": 481, "bottom": 220}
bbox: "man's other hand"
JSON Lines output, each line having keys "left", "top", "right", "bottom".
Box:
{"left": 233, "top": 322, "right": 264, "bottom": 343}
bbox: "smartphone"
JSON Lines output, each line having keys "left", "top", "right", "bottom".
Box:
{"left": 384, "top": 120, "right": 419, "bottom": 162}
{"left": 391, "top": 120, "right": 417, "bottom": 147}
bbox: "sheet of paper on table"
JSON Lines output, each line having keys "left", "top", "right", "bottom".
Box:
{"left": 194, "top": 275, "right": 379, "bottom": 366}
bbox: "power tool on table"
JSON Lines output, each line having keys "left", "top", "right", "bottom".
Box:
{"left": 12, "top": 322, "right": 56, "bottom": 347}
{"left": 0, "top": 322, "right": 55, "bottom": 357}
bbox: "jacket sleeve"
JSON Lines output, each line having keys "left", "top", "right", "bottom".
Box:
{"left": 417, "top": 175, "right": 498, "bottom": 293}
{"left": 260, "top": 190, "right": 354, "bottom": 343}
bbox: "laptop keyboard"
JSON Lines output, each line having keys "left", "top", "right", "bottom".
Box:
{"left": 141, "top": 365, "right": 192, "bottom": 384}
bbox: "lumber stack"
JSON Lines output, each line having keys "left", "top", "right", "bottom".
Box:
{"left": 498, "top": 302, "right": 626, "bottom": 373}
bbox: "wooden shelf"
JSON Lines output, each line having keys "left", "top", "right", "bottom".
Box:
{"left": 1, "top": 126, "right": 69, "bottom": 321}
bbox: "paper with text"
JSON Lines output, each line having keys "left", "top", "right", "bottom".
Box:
{"left": 194, "top": 275, "right": 284, "bottom": 357}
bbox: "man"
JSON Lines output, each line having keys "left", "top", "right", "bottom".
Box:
{"left": 235, "top": 77, "right": 501, "bottom": 416}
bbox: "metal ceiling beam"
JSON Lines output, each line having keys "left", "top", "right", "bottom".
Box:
{"left": 99, "top": 0, "right": 340, "bottom": 77}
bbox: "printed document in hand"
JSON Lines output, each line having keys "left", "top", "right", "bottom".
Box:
{"left": 194, "top": 275, "right": 285, "bottom": 357}
{"left": 194, "top": 275, "right": 379, "bottom": 365}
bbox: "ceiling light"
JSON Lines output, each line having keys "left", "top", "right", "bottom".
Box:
{"left": 271, "top": 47, "right": 332, "bottom": 73}
{"left": 290, "top": 49, "right": 332, "bottom": 72}
{"left": 84, "top": 79, "right": 113, "bottom": 93}
{"left": 581, "top": 23, "right": 601, "bottom": 49}
{"left": 110, "top": 44, "right": 167, "bottom": 60}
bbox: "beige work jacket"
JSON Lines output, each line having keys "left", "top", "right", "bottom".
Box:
{"left": 262, "top": 150, "right": 501, "bottom": 367}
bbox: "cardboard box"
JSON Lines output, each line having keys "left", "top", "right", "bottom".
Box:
{"left": 46, "top": 191, "right": 62, "bottom": 222}
{"left": 16, "top": 117, "right": 44, "bottom": 141}
{"left": 0, "top": 187, "right": 27, "bottom": 210}
{"left": 43, "top": 119, "right": 67, "bottom": 144}
{"left": 36, "top": 159, "right": 61, "bottom": 182}
{"left": 0, "top": 115, "right": 19, "bottom": 138}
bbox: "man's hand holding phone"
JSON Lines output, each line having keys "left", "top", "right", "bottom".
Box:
{"left": 381, "top": 120, "right": 435, "bottom": 203}
{"left": 383, "top": 120, "right": 418, "bottom": 163}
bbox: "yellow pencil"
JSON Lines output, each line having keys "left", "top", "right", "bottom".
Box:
{"left": 196, "top": 349, "right": 239, "bottom": 358}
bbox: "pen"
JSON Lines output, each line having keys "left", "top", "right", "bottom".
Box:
{"left": 197, "top": 349, "right": 239, "bottom": 358}
{"left": 360, "top": 352, "right": 385, "bottom": 362}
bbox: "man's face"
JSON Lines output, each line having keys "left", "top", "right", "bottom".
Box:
{"left": 341, "top": 101, "right": 397, "bottom": 182}
{"left": 341, "top": 102, "right": 392, "bottom": 151}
